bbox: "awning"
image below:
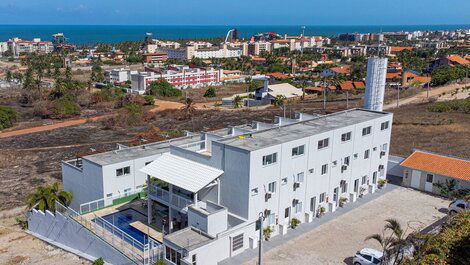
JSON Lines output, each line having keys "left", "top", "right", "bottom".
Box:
{"left": 140, "top": 153, "right": 224, "bottom": 193}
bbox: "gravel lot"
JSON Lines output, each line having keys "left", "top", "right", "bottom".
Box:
{"left": 244, "top": 187, "right": 449, "bottom": 265}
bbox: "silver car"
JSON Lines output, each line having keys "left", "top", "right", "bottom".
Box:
{"left": 353, "top": 248, "right": 383, "bottom": 265}
{"left": 448, "top": 199, "right": 468, "bottom": 214}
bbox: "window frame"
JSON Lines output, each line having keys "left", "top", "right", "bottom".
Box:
{"left": 362, "top": 126, "right": 372, "bottom": 136}
{"left": 267, "top": 181, "right": 276, "bottom": 193}
{"left": 426, "top": 174, "right": 433, "bottom": 183}
{"left": 317, "top": 138, "right": 330, "bottom": 150}
{"left": 341, "top": 131, "right": 352, "bottom": 142}
{"left": 232, "top": 234, "right": 244, "bottom": 251}
{"left": 321, "top": 164, "right": 328, "bottom": 175}
{"left": 291, "top": 145, "right": 305, "bottom": 157}
{"left": 364, "top": 149, "right": 370, "bottom": 159}
{"left": 262, "top": 153, "right": 278, "bottom": 166}
{"left": 381, "top": 121, "right": 390, "bottom": 130}
{"left": 319, "top": 192, "right": 326, "bottom": 203}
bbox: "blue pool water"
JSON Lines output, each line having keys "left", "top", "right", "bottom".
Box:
{"left": 98, "top": 208, "right": 150, "bottom": 246}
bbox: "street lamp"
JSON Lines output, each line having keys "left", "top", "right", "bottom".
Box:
{"left": 258, "top": 212, "right": 265, "bottom": 265}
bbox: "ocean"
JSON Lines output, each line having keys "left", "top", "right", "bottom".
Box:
{"left": 1, "top": 25, "right": 469, "bottom": 45}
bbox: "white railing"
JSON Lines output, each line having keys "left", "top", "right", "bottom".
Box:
{"left": 79, "top": 188, "right": 144, "bottom": 214}
{"left": 149, "top": 184, "right": 192, "bottom": 210}
{"left": 56, "top": 202, "right": 164, "bottom": 264}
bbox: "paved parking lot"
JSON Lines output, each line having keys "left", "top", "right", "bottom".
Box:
{"left": 241, "top": 187, "right": 449, "bottom": 265}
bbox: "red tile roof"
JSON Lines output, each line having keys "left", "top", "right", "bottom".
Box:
{"left": 353, "top": 81, "right": 365, "bottom": 89}
{"left": 447, "top": 55, "right": 470, "bottom": 65}
{"left": 329, "top": 66, "right": 351, "bottom": 74}
{"left": 401, "top": 151, "right": 470, "bottom": 182}
{"left": 390, "top": 46, "right": 414, "bottom": 53}
{"left": 267, "top": 72, "right": 290, "bottom": 80}
{"left": 339, "top": 81, "right": 354, "bottom": 90}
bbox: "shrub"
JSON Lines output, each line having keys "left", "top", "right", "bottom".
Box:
{"left": 116, "top": 94, "right": 146, "bottom": 108}
{"left": 428, "top": 99, "right": 470, "bottom": 113}
{"left": 0, "top": 105, "right": 19, "bottom": 130}
{"left": 203, "top": 87, "right": 217, "bottom": 98}
{"left": 148, "top": 79, "right": 182, "bottom": 97}
{"left": 290, "top": 217, "right": 301, "bottom": 229}
{"left": 154, "top": 260, "right": 167, "bottom": 265}
{"left": 263, "top": 226, "right": 273, "bottom": 240}
{"left": 92, "top": 258, "right": 105, "bottom": 265}
{"left": 378, "top": 179, "right": 387, "bottom": 189}
{"left": 143, "top": 95, "right": 155, "bottom": 105}
{"left": 339, "top": 197, "right": 348, "bottom": 207}
{"left": 15, "top": 217, "right": 28, "bottom": 230}
{"left": 317, "top": 206, "right": 326, "bottom": 217}
{"left": 52, "top": 98, "right": 81, "bottom": 118}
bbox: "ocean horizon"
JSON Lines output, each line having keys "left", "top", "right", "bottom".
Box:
{"left": 1, "top": 24, "right": 469, "bottom": 45}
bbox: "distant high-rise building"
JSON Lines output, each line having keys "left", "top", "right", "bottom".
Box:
{"left": 364, "top": 57, "right": 388, "bottom": 111}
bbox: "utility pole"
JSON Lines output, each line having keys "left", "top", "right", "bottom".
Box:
{"left": 323, "top": 78, "right": 327, "bottom": 111}
{"left": 426, "top": 79, "right": 430, "bottom": 98}
{"left": 396, "top": 85, "right": 400, "bottom": 108}
{"left": 346, "top": 91, "right": 349, "bottom": 109}
{"left": 258, "top": 212, "right": 265, "bottom": 265}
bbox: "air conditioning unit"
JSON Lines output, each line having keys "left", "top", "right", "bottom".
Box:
{"left": 380, "top": 151, "right": 386, "bottom": 158}
{"left": 293, "top": 182, "right": 301, "bottom": 189}
{"left": 265, "top": 192, "right": 272, "bottom": 200}
{"left": 292, "top": 199, "right": 299, "bottom": 205}
{"left": 341, "top": 165, "right": 348, "bottom": 172}
{"left": 354, "top": 153, "right": 358, "bottom": 159}
{"left": 332, "top": 160, "right": 338, "bottom": 166}
{"left": 309, "top": 168, "right": 314, "bottom": 173}
{"left": 373, "top": 147, "right": 377, "bottom": 151}
{"left": 378, "top": 164, "right": 384, "bottom": 170}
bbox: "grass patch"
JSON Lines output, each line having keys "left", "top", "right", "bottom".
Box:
{"left": 428, "top": 98, "right": 470, "bottom": 113}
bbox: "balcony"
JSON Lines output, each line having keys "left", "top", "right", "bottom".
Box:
{"left": 149, "top": 184, "right": 193, "bottom": 211}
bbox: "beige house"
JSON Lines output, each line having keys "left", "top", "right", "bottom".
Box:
{"left": 401, "top": 150, "right": 470, "bottom": 195}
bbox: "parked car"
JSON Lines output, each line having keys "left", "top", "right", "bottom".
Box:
{"left": 448, "top": 199, "right": 468, "bottom": 214}
{"left": 353, "top": 248, "right": 383, "bottom": 265}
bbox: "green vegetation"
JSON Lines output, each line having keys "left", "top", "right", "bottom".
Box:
{"left": 248, "top": 79, "right": 264, "bottom": 92}
{"left": 431, "top": 65, "right": 469, "bottom": 86}
{"left": 401, "top": 211, "right": 470, "bottom": 265}
{"left": 0, "top": 105, "right": 18, "bottom": 130}
{"left": 263, "top": 226, "right": 273, "bottom": 240}
{"left": 52, "top": 97, "right": 81, "bottom": 118}
{"left": 154, "top": 260, "right": 167, "bottom": 265}
{"left": 290, "top": 217, "right": 301, "bottom": 229}
{"left": 203, "top": 87, "right": 217, "bottom": 98}
{"left": 366, "top": 219, "right": 407, "bottom": 264}
{"left": 148, "top": 79, "right": 182, "bottom": 97}
{"left": 428, "top": 98, "right": 470, "bottom": 114}
{"left": 91, "top": 63, "right": 105, "bottom": 82}
{"left": 92, "top": 257, "right": 105, "bottom": 265}
{"left": 143, "top": 95, "right": 155, "bottom": 105}
{"left": 433, "top": 179, "right": 470, "bottom": 199}
{"left": 26, "top": 182, "right": 73, "bottom": 212}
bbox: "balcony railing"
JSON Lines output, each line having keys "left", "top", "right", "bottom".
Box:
{"left": 149, "top": 184, "right": 192, "bottom": 210}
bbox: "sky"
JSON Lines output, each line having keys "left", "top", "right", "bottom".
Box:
{"left": 0, "top": 0, "right": 469, "bottom": 25}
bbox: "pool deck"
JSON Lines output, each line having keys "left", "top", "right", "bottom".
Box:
{"left": 130, "top": 221, "right": 163, "bottom": 242}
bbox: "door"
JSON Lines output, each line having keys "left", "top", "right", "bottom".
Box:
{"left": 424, "top": 174, "right": 433, "bottom": 192}
{"left": 411, "top": 170, "right": 421, "bottom": 189}
{"left": 354, "top": 179, "right": 359, "bottom": 193}
{"left": 333, "top": 187, "right": 339, "bottom": 206}
{"left": 310, "top": 196, "right": 316, "bottom": 214}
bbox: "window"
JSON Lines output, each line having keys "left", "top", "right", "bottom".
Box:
{"left": 292, "top": 145, "right": 305, "bottom": 156}
{"left": 364, "top": 149, "right": 370, "bottom": 159}
{"left": 296, "top": 172, "right": 305, "bottom": 183}
{"left": 116, "top": 166, "right": 131, "bottom": 177}
{"left": 362, "top": 176, "right": 367, "bottom": 185}
{"left": 341, "top": 132, "right": 352, "bottom": 142}
{"left": 426, "top": 174, "right": 434, "bottom": 183}
{"left": 232, "top": 234, "right": 244, "bottom": 251}
{"left": 373, "top": 172, "right": 377, "bottom": 184}
{"left": 321, "top": 164, "right": 328, "bottom": 175}
{"left": 284, "top": 207, "right": 290, "bottom": 218}
{"left": 361, "top": 254, "right": 372, "bottom": 262}
{"left": 251, "top": 188, "right": 258, "bottom": 196}
{"left": 343, "top": 156, "right": 350, "bottom": 166}
{"left": 381, "top": 121, "right": 390, "bottom": 130}
{"left": 267, "top": 213, "right": 276, "bottom": 225}
{"left": 362, "top": 126, "right": 372, "bottom": 136}
{"left": 106, "top": 193, "right": 113, "bottom": 198}
{"left": 268, "top": 182, "right": 276, "bottom": 193}
{"left": 192, "top": 254, "right": 197, "bottom": 265}
{"left": 319, "top": 192, "right": 326, "bottom": 203}
{"left": 317, "top": 138, "right": 329, "bottom": 149}
{"left": 165, "top": 246, "right": 182, "bottom": 265}
{"left": 262, "top": 153, "right": 277, "bottom": 165}
{"left": 341, "top": 182, "right": 348, "bottom": 193}
{"left": 295, "top": 201, "right": 303, "bottom": 213}
{"left": 354, "top": 179, "right": 359, "bottom": 192}
{"left": 382, "top": 143, "right": 388, "bottom": 151}
{"left": 281, "top": 178, "right": 288, "bottom": 185}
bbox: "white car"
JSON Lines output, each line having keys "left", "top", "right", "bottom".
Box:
{"left": 448, "top": 199, "right": 468, "bottom": 214}
{"left": 353, "top": 248, "right": 383, "bottom": 265}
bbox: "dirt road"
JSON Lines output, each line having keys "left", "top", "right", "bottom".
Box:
{"left": 0, "top": 100, "right": 218, "bottom": 139}
{"left": 383, "top": 82, "right": 467, "bottom": 110}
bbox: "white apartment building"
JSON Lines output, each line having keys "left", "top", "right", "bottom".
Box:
{"left": 105, "top": 68, "right": 138, "bottom": 84}
{"left": 7, "top": 37, "right": 54, "bottom": 57}
{"left": 248, "top": 41, "right": 272, "bottom": 56}
{"left": 130, "top": 65, "right": 223, "bottom": 93}
{"left": 139, "top": 109, "right": 392, "bottom": 265}
{"left": 0, "top": 42, "right": 8, "bottom": 55}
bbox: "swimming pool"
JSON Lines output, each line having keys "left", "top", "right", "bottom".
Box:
{"left": 96, "top": 208, "right": 152, "bottom": 246}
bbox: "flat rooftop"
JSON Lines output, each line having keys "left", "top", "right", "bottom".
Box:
{"left": 164, "top": 227, "right": 214, "bottom": 251}
{"left": 217, "top": 109, "right": 391, "bottom": 151}
{"left": 83, "top": 135, "right": 202, "bottom": 166}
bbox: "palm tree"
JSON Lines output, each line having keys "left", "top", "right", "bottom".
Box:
{"left": 233, "top": 95, "right": 243, "bottom": 108}
{"left": 180, "top": 97, "right": 195, "bottom": 120}
{"left": 366, "top": 218, "right": 408, "bottom": 265}
{"left": 433, "top": 179, "right": 458, "bottom": 199}
{"left": 27, "top": 182, "right": 73, "bottom": 212}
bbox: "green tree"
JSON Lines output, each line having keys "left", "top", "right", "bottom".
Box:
{"left": 92, "top": 257, "right": 105, "bottom": 265}
{"left": 148, "top": 79, "right": 182, "bottom": 97}
{"left": 203, "top": 87, "right": 217, "bottom": 98}
{"left": 0, "top": 105, "right": 19, "bottom": 130}
{"left": 233, "top": 95, "right": 243, "bottom": 108}
{"left": 5, "top": 71, "right": 12, "bottom": 82}
{"left": 26, "top": 182, "right": 73, "bottom": 212}
{"left": 273, "top": 95, "right": 287, "bottom": 107}
{"left": 366, "top": 219, "right": 408, "bottom": 264}
{"left": 65, "top": 66, "right": 72, "bottom": 81}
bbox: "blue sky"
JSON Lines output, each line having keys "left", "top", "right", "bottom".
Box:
{"left": 0, "top": 0, "right": 469, "bottom": 25}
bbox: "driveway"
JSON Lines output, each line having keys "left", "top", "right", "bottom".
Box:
{"left": 240, "top": 187, "right": 449, "bottom": 265}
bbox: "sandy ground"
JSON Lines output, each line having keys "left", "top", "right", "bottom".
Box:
{"left": 0, "top": 207, "right": 90, "bottom": 265}
{"left": 244, "top": 187, "right": 449, "bottom": 265}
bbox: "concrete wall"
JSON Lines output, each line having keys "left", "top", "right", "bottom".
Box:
{"left": 388, "top": 155, "right": 405, "bottom": 177}
{"left": 28, "top": 209, "right": 134, "bottom": 265}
